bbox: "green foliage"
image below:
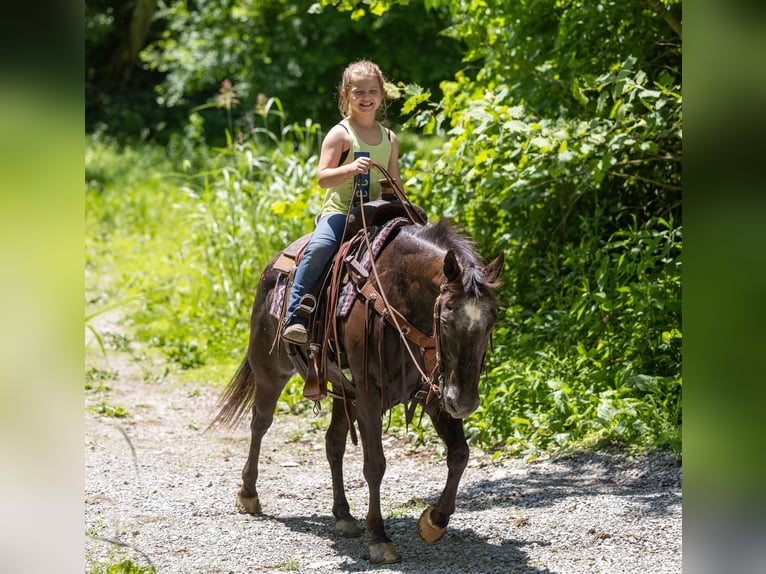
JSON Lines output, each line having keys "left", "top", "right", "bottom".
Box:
{"left": 85, "top": 367, "right": 118, "bottom": 393}
{"left": 276, "top": 557, "right": 300, "bottom": 571}
{"left": 277, "top": 378, "right": 317, "bottom": 416}
{"left": 86, "top": 0, "right": 682, "bottom": 456}
{"left": 391, "top": 0, "right": 682, "bottom": 454}
{"left": 107, "top": 560, "right": 156, "bottom": 574}
{"left": 87, "top": 101, "right": 323, "bottom": 370}
{"left": 87, "top": 0, "right": 465, "bottom": 141}
{"left": 90, "top": 402, "right": 131, "bottom": 418}
{"left": 471, "top": 214, "right": 682, "bottom": 455}
{"left": 88, "top": 558, "right": 156, "bottom": 574}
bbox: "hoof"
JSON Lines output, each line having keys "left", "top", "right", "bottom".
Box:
{"left": 335, "top": 518, "right": 363, "bottom": 538}
{"left": 418, "top": 505, "right": 447, "bottom": 543}
{"left": 236, "top": 493, "right": 262, "bottom": 515}
{"left": 368, "top": 542, "right": 401, "bottom": 564}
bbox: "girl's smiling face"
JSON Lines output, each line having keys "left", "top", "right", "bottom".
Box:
{"left": 344, "top": 74, "right": 384, "bottom": 116}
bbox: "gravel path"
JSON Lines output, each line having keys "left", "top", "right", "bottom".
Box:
{"left": 84, "top": 321, "right": 681, "bottom": 573}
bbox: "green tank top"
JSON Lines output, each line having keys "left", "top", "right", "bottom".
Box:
{"left": 319, "top": 119, "right": 392, "bottom": 217}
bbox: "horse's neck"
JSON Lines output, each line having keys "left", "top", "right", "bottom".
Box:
{"left": 381, "top": 244, "right": 443, "bottom": 333}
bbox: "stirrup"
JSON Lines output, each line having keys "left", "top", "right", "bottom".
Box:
{"left": 282, "top": 294, "right": 316, "bottom": 345}
{"left": 294, "top": 294, "right": 317, "bottom": 322}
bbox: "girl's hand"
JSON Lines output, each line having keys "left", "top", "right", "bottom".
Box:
{"left": 351, "top": 155, "right": 372, "bottom": 175}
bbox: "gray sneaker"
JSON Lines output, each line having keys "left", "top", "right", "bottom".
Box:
{"left": 282, "top": 322, "right": 308, "bottom": 344}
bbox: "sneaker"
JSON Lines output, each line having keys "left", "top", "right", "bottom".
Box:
{"left": 282, "top": 322, "right": 308, "bottom": 344}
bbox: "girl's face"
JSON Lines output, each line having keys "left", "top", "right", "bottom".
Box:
{"left": 344, "top": 74, "right": 384, "bottom": 117}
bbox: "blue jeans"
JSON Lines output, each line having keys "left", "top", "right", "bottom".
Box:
{"left": 285, "top": 213, "right": 347, "bottom": 322}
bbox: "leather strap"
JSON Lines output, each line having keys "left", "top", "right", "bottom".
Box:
{"left": 356, "top": 280, "right": 438, "bottom": 376}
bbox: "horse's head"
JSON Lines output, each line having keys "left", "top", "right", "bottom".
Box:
{"left": 436, "top": 249, "right": 504, "bottom": 419}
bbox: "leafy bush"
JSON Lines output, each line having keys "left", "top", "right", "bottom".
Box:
{"left": 396, "top": 23, "right": 682, "bottom": 455}
{"left": 471, "top": 214, "right": 682, "bottom": 455}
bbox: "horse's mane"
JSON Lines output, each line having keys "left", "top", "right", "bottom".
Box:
{"left": 403, "top": 218, "right": 495, "bottom": 297}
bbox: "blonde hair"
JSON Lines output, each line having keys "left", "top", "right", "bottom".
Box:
{"left": 337, "top": 60, "right": 388, "bottom": 119}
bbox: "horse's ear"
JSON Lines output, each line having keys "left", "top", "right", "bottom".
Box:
{"left": 443, "top": 249, "right": 461, "bottom": 283}
{"left": 483, "top": 252, "right": 505, "bottom": 284}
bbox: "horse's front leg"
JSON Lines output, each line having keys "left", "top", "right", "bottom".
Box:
{"left": 418, "top": 404, "right": 469, "bottom": 543}
{"left": 355, "top": 396, "right": 401, "bottom": 564}
{"left": 326, "top": 397, "right": 362, "bottom": 537}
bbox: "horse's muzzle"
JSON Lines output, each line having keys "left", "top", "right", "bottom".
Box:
{"left": 442, "top": 372, "right": 480, "bottom": 419}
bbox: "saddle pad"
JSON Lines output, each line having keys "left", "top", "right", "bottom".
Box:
{"left": 337, "top": 217, "right": 409, "bottom": 318}
{"left": 268, "top": 233, "right": 312, "bottom": 318}
{"left": 268, "top": 274, "right": 288, "bottom": 320}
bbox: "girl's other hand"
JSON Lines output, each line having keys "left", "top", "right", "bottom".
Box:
{"left": 352, "top": 156, "right": 372, "bottom": 175}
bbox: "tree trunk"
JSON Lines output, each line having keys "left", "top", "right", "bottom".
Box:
{"left": 648, "top": 0, "right": 682, "bottom": 39}
{"left": 107, "top": 0, "right": 157, "bottom": 86}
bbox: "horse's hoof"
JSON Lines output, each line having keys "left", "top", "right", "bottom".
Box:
{"left": 236, "top": 493, "right": 262, "bottom": 515}
{"left": 418, "top": 505, "right": 447, "bottom": 543}
{"left": 335, "top": 518, "right": 362, "bottom": 538}
{"left": 368, "top": 542, "right": 401, "bottom": 564}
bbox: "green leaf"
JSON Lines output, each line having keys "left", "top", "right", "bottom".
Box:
{"left": 572, "top": 77, "right": 589, "bottom": 106}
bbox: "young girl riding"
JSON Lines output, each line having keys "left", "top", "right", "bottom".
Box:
{"left": 281, "top": 60, "right": 402, "bottom": 344}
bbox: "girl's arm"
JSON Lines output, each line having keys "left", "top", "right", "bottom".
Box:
{"left": 317, "top": 125, "right": 372, "bottom": 189}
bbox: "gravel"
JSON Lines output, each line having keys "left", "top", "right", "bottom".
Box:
{"left": 85, "top": 322, "right": 681, "bottom": 574}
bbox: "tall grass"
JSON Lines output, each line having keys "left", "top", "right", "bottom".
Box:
{"left": 86, "top": 106, "right": 323, "bottom": 377}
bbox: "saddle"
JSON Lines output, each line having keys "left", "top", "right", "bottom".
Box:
{"left": 272, "top": 199, "right": 426, "bottom": 402}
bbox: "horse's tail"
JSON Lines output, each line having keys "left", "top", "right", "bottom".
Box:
{"left": 207, "top": 356, "right": 255, "bottom": 431}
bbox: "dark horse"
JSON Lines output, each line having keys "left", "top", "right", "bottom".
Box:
{"left": 212, "top": 217, "right": 504, "bottom": 564}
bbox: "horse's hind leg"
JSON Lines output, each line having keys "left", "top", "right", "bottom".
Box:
{"left": 237, "top": 356, "right": 292, "bottom": 515}
{"left": 326, "top": 398, "right": 362, "bottom": 537}
{"left": 417, "top": 405, "right": 469, "bottom": 543}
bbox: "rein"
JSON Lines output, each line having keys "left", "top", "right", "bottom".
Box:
{"left": 371, "top": 161, "right": 427, "bottom": 226}
{"left": 351, "top": 164, "right": 444, "bottom": 403}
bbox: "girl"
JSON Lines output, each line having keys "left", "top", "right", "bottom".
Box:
{"left": 282, "top": 60, "right": 402, "bottom": 344}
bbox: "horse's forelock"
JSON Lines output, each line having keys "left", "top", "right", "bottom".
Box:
{"left": 463, "top": 267, "right": 489, "bottom": 299}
